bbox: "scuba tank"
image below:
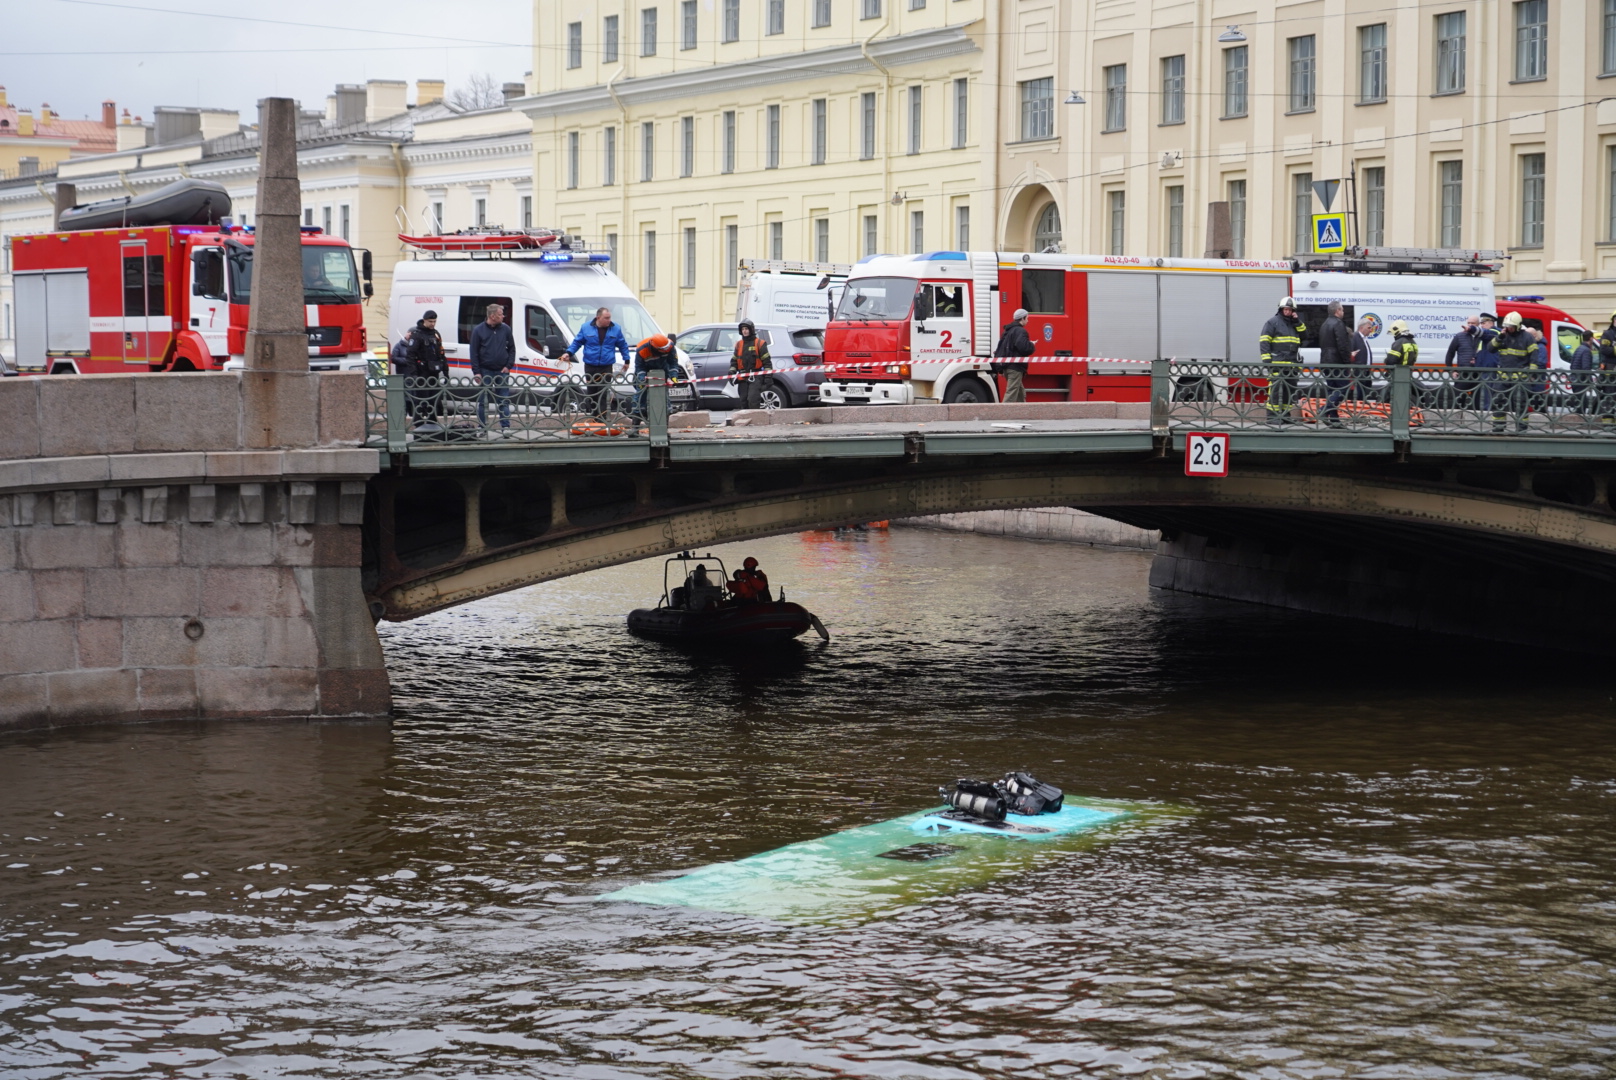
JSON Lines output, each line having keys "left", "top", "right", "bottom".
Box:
{"left": 1001, "top": 771, "right": 1063, "bottom": 815}
{"left": 939, "top": 779, "right": 1006, "bottom": 822}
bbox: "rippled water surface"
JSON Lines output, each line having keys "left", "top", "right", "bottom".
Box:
{"left": 3, "top": 529, "right": 1614, "bottom": 1079}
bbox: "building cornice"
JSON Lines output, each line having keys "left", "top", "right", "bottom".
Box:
{"left": 513, "top": 23, "right": 981, "bottom": 119}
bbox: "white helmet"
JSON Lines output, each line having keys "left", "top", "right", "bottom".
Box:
{"left": 1280, "top": 297, "right": 1296, "bottom": 310}
{"left": 1503, "top": 311, "right": 1524, "bottom": 328}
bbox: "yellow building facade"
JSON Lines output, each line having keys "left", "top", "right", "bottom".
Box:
{"left": 522, "top": 0, "right": 990, "bottom": 329}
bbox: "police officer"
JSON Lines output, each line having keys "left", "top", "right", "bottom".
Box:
{"left": 730, "top": 320, "right": 773, "bottom": 410}
{"left": 1492, "top": 311, "right": 1537, "bottom": 433}
{"left": 1260, "top": 297, "right": 1306, "bottom": 425}
{"left": 403, "top": 311, "right": 448, "bottom": 428}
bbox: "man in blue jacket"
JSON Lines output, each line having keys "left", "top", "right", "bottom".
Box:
{"left": 563, "top": 307, "right": 631, "bottom": 417}
{"left": 470, "top": 303, "right": 517, "bottom": 429}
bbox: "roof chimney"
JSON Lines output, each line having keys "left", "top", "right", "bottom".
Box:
{"left": 102, "top": 100, "right": 116, "bottom": 129}
{"left": 333, "top": 84, "right": 365, "bottom": 125}
{"left": 501, "top": 82, "right": 525, "bottom": 104}
{"left": 416, "top": 79, "right": 445, "bottom": 105}
{"left": 17, "top": 109, "right": 34, "bottom": 137}
{"left": 0, "top": 86, "right": 8, "bottom": 109}
{"left": 365, "top": 79, "right": 407, "bottom": 122}
{"left": 39, "top": 103, "right": 54, "bottom": 125}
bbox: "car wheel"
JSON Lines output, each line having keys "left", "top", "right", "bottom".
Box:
{"left": 758, "top": 385, "right": 790, "bottom": 411}
{"left": 943, "top": 377, "right": 993, "bottom": 404}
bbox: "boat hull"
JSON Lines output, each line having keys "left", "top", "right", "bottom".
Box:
{"left": 626, "top": 601, "right": 814, "bottom": 643}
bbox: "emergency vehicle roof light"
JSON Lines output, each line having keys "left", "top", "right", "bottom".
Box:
{"left": 923, "top": 251, "right": 967, "bottom": 261}
{"left": 300, "top": 226, "right": 322, "bottom": 234}
{"left": 1503, "top": 295, "right": 1545, "bottom": 302}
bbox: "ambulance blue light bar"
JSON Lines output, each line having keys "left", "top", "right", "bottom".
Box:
{"left": 539, "top": 251, "right": 612, "bottom": 263}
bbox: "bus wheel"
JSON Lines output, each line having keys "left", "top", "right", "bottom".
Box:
{"left": 943, "top": 377, "right": 992, "bottom": 404}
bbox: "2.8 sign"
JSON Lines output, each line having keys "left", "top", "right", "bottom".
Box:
{"left": 1184, "top": 432, "right": 1229, "bottom": 477}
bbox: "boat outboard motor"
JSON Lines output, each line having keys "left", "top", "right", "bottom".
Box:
{"left": 940, "top": 778, "right": 1006, "bottom": 822}
{"left": 1001, "top": 771, "right": 1063, "bottom": 815}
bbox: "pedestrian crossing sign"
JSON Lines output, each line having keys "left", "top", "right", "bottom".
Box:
{"left": 1312, "top": 213, "right": 1347, "bottom": 253}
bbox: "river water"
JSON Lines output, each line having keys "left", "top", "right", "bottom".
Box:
{"left": 2, "top": 529, "right": 1614, "bottom": 1079}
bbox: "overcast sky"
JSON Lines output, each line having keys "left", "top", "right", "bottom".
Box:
{"left": 3, "top": 0, "right": 531, "bottom": 123}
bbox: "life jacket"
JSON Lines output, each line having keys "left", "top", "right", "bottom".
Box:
{"left": 733, "top": 337, "right": 770, "bottom": 372}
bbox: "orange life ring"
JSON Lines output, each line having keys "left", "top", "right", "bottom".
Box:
{"left": 570, "top": 420, "right": 626, "bottom": 437}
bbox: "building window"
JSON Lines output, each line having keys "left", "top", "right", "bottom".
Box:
{"left": 1020, "top": 77, "right": 1053, "bottom": 140}
{"left": 1359, "top": 24, "right": 1387, "bottom": 103}
{"left": 567, "top": 22, "right": 582, "bottom": 68}
{"left": 1228, "top": 179, "right": 1246, "bottom": 258}
{"left": 683, "top": 227, "right": 696, "bottom": 288}
{"left": 304, "top": 208, "right": 314, "bottom": 227}
{"left": 722, "top": 110, "right": 736, "bottom": 173}
{"left": 910, "top": 0, "right": 925, "bottom": 8}
{"left": 812, "top": 98, "right": 827, "bottom": 164}
{"left": 603, "top": 15, "right": 619, "bottom": 62}
{"left": 681, "top": 0, "right": 697, "bottom": 49}
{"left": 1610, "top": 147, "right": 1616, "bottom": 241}
{"left": 815, "top": 217, "right": 830, "bottom": 262}
{"left": 952, "top": 78, "right": 968, "bottom": 148}
{"left": 766, "top": 104, "right": 780, "bottom": 168}
{"left": 863, "top": 214, "right": 878, "bottom": 257}
{"left": 1161, "top": 55, "right": 1185, "bottom": 125}
{"left": 813, "top": 0, "right": 831, "bottom": 28}
{"left": 1520, "top": 153, "right": 1545, "bottom": 246}
{"left": 862, "top": 0, "right": 881, "bottom": 18}
{"left": 1605, "top": 0, "right": 1616, "bottom": 76}
{"left": 1514, "top": 0, "right": 1547, "bottom": 81}
{"left": 1363, "top": 166, "right": 1385, "bottom": 245}
{"left": 604, "top": 126, "right": 616, "bottom": 186}
{"left": 725, "top": 224, "right": 739, "bottom": 286}
{"left": 1440, "top": 160, "right": 1463, "bottom": 246}
{"left": 641, "top": 122, "right": 654, "bottom": 182}
{"left": 908, "top": 86, "right": 922, "bottom": 155}
{"left": 431, "top": 199, "right": 445, "bottom": 233}
{"left": 955, "top": 204, "right": 970, "bottom": 249}
{"left": 339, "top": 203, "right": 351, "bottom": 240}
{"left": 642, "top": 7, "right": 658, "bottom": 55}
{"left": 769, "top": 220, "right": 783, "bottom": 260}
{"left": 1288, "top": 36, "right": 1316, "bottom": 112}
{"left": 767, "top": 0, "right": 784, "bottom": 35}
{"left": 911, "top": 209, "right": 924, "bottom": 253}
{"left": 567, "top": 132, "right": 579, "bottom": 189}
{"left": 1222, "top": 47, "right": 1247, "bottom": 117}
{"left": 1292, "top": 172, "right": 1312, "bottom": 254}
{"left": 1165, "top": 185, "right": 1184, "bottom": 257}
{"left": 521, "top": 195, "right": 532, "bottom": 229}
{"left": 644, "top": 230, "right": 657, "bottom": 290}
{"left": 1436, "top": 12, "right": 1466, "bottom": 94}
{"left": 860, "top": 91, "right": 876, "bottom": 160}
{"left": 607, "top": 232, "right": 618, "bottom": 264}
{"left": 473, "top": 198, "right": 485, "bottom": 227}
{"left": 1103, "top": 65, "right": 1127, "bottom": 132}
{"left": 722, "top": 0, "right": 739, "bottom": 43}
{"left": 322, "top": 206, "right": 332, "bottom": 234}
{"left": 1035, "top": 202, "right": 1061, "bottom": 252}
{"left": 1107, "top": 190, "right": 1125, "bottom": 255}
{"left": 680, "top": 116, "right": 694, "bottom": 177}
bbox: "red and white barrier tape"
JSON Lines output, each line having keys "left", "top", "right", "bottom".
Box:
{"left": 678, "top": 356, "right": 1152, "bottom": 385}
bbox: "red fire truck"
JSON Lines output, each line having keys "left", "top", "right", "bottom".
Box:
{"left": 9, "top": 221, "right": 372, "bottom": 374}
{"left": 816, "top": 249, "right": 1588, "bottom": 406}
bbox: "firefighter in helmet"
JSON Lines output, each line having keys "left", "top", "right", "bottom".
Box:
{"left": 1491, "top": 310, "right": 1537, "bottom": 433}
{"left": 1260, "top": 297, "right": 1306, "bottom": 425}
{"left": 632, "top": 332, "right": 681, "bottom": 420}
{"left": 730, "top": 320, "right": 774, "bottom": 411}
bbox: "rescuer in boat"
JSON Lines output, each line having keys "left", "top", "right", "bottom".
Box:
{"left": 671, "top": 564, "right": 724, "bottom": 612}
{"left": 726, "top": 557, "right": 770, "bottom": 604}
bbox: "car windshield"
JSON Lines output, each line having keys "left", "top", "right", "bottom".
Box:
{"left": 553, "top": 297, "right": 661, "bottom": 344}
{"left": 227, "top": 245, "right": 362, "bottom": 306}
{"left": 836, "top": 277, "right": 918, "bottom": 321}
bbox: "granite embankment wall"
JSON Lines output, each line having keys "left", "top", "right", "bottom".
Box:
{"left": 0, "top": 372, "right": 387, "bottom": 729}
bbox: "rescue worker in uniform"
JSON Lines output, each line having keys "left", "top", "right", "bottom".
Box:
{"left": 1259, "top": 297, "right": 1306, "bottom": 425}
{"left": 730, "top": 320, "right": 774, "bottom": 411}
{"left": 632, "top": 333, "right": 682, "bottom": 420}
{"left": 1384, "top": 321, "right": 1419, "bottom": 367}
{"left": 1491, "top": 311, "right": 1537, "bottom": 433}
{"left": 726, "top": 557, "right": 770, "bottom": 603}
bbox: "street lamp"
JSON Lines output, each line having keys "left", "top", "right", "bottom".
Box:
{"left": 1064, "top": 90, "right": 1086, "bottom": 105}
{"left": 1217, "top": 25, "right": 1247, "bottom": 42}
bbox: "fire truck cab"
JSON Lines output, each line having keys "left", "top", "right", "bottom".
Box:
{"left": 10, "top": 222, "right": 371, "bottom": 375}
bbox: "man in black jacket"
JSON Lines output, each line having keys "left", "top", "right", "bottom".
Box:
{"left": 1318, "top": 301, "right": 1354, "bottom": 426}
{"left": 470, "top": 303, "right": 517, "bottom": 429}
{"left": 403, "top": 311, "right": 448, "bottom": 427}
{"left": 994, "top": 308, "right": 1035, "bottom": 402}
{"left": 1444, "top": 315, "right": 1482, "bottom": 409}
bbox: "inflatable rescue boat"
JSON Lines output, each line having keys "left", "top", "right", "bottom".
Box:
{"left": 626, "top": 551, "right": 828, "bottom": 644}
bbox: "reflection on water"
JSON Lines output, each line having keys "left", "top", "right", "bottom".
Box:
{"left": 2, "top": 529, "right": 1614, "bottom": 1078}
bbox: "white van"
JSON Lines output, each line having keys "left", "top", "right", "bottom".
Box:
{"left": 736, "top": 258, "right": 849, "bottom": 329}
{"left": 1291, "top": 272, "right": 1495, "bottom": 364}
{"left": 388, "top": 252, "right": 694, "bottom": 394}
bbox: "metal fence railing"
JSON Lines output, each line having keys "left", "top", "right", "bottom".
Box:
{"left": 1150, "top": 361, "right": 1616, "bottom": 440}
{"left": 365, "top": 373, "right": 674, "bottom": 452}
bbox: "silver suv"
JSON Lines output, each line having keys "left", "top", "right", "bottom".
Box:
{"left": 677, "top": 323, "right": 826, "bottom": 409}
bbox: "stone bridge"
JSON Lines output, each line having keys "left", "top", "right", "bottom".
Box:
{"left": 8, "top": 364, "right": 1616, "bottom": 728}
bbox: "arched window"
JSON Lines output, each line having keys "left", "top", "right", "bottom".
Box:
{"left": 1034, "top": 202, "right": 1062, "bottom": 252}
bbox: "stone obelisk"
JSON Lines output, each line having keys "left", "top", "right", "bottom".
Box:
{"left": 243, "top": 97, "right": 313, "bottom": 447}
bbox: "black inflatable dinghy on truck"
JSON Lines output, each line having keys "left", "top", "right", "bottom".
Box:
{"left": 56, "top": 178, "right": 231, "bottom": 232}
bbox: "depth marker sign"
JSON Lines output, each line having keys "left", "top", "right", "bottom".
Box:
{"left": 1184, "top": 432, "right": 1229, "bottom": 477}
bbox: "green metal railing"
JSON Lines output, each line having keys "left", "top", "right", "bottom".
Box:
{"left": 365, "top": 372, "right": 673, "bottom": 455}
{"left": 1149, "top": 361, "right": 1616, "bottom": 440}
